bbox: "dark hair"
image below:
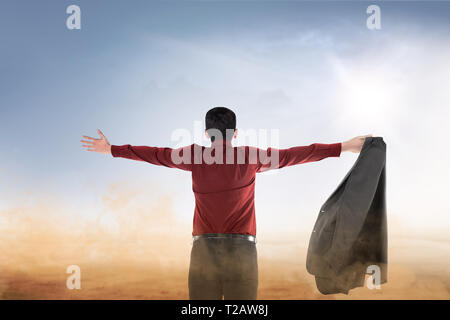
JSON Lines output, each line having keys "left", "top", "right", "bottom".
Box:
{"left": 205, "top": 107, "right": 236, "bottom": 142}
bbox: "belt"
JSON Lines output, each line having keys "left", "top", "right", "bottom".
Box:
{"left": 192, "top": 233, "right": 257, "bottom": 243}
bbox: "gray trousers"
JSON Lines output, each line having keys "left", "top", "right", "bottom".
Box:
{"left": 188, "top": 237, "right": 258, "bottom": 300}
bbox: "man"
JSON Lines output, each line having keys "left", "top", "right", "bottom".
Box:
{"left": 81, "top": 106, "right": 369, "bottom": 299}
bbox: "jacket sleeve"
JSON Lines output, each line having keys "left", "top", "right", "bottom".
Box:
{"left": 256, "top": 143, "right": 341, "bottom": 172}
{"left": 111, "top": 144, "right": 193, "bottom": 171}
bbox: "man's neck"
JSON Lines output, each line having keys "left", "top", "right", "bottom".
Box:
{"left": 211, "top": 139, "right": 233, "bottom": 147}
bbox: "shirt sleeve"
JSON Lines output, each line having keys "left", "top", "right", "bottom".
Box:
{"left": 111, "top": 144, "right": 193, "bottom": 171}
{"left": 256, "top": 143, "right": 341, "bottom": 173}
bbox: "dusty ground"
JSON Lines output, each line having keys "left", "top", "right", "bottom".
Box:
{"left": 1, "top": 184, "right": 448, "bottom": 299}
{"left": 0, "top": 233, "right": 448, "bottom": 299}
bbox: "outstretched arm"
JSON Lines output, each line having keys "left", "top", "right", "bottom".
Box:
{"left": 256, "top": 134, "right": 371, "bottom": 172}
{"left": 80, "top": 129, "right": 192, "bottom": 171}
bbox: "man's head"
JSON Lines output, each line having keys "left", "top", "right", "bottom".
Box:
{"left": 205, "top": 107, "right": 238, "bottom": 142}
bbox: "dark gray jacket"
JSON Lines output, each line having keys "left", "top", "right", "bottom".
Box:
{"left": 306, "top": 137, "right": 387, "bottom": 294}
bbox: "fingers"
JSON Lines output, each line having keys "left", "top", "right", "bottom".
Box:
{"left": 97, "top": 129, "right": 105, "bottom": 138}
{"left": 81, "top": 133, "right": 104, "bottom": 152}
{"left": 82, "top": 135, "right": 98, "bottom": 141}
{"left": 357, "top": 134, "right": 372, "bottom": 140}
{"left": 81, "top": 144, "right": 96, "bottom": 150}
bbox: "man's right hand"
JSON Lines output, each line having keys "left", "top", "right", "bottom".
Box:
{"left": 81, "top": 129, "right": 112, "bottom": 154}
{"left": 341, "top": 134, "right": 372, "bottom": 153}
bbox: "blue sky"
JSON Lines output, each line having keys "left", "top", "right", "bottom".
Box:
{"left": 1, "top": 1, "right": 450, "bottom": 234}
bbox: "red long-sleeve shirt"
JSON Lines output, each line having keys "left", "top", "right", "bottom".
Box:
{"left": 111, "top": 140, "right": 341, "bottom": 236}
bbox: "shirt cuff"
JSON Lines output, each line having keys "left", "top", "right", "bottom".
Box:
{"left": 111, "top": 145, "right": 127, "bottom": 158}
{"left": 329, "top": 143, "right": 342, "bottom": 157}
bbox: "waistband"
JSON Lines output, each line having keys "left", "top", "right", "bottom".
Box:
{"left": 192, "top": 233, "right": 257, "bottom": 243}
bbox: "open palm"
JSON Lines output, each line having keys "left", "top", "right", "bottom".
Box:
{"left": 81, "top": 129, "right": 111, "bottom": 154}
